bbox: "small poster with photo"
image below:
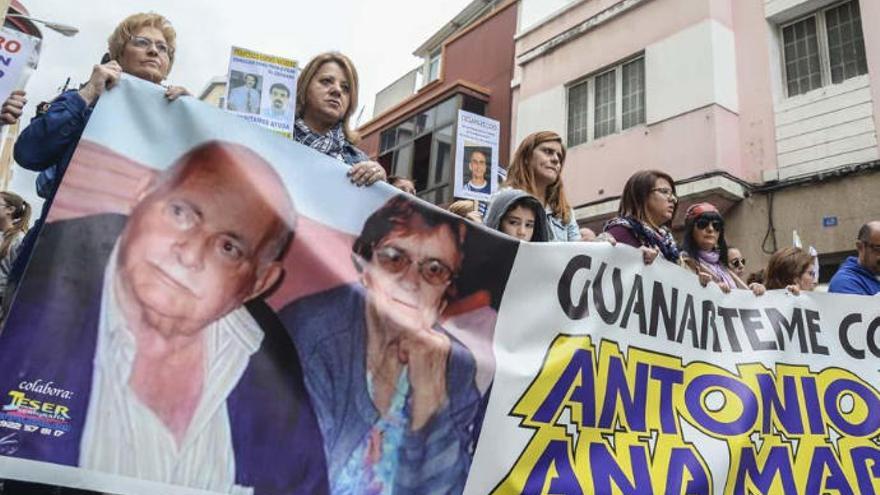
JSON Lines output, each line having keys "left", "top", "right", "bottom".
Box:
{"left": 224, "top": 46, "right": 299, "bottom": 137}
{"left": 453, "top": 110, "right": 500, "bottom": 202}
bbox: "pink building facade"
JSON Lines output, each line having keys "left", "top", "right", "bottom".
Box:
{"left": 513, "top": 0, "right": 880, "bottom": 281}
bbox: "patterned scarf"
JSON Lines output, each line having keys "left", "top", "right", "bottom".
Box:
{"left": 294, "top": 117, "right": 350, "bottom": 162}
{"left": 605, "top": 216, "right": 680, "bottom": 263}
{"left": 696, "top": 250, "right": 737, "bottom": 288}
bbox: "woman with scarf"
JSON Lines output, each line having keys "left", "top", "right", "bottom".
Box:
{"left": 295, "top": 52, "right": 386, "bottom": 187}
{"left": 680, "top": 202, "right": 765, "bottom": 295}
{"left": 604, "top": 170, "right": 681, "bottom": 265}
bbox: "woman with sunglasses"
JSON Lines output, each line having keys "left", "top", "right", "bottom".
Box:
{"left": 280, "top": 195, "right": 480, "bottom": 495}
{"left": 727, "top": 247, "right": 747, "bottom": 279}
{"left": 681, "top": 203, "right": 765, "bottom": 295}
{"left": 604, "top": 170, "right": 680, "bottom": 265}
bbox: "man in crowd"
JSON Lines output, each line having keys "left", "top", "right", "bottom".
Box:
{"left": 829, "top": 221, "right": 880, "bottom": 296}
{"left": 463, "top": 149, "right": 490, "bottom": 194}
{"left": 0, "top": 141, "right": 328, "bottom": 494}
{"left": 263, "top": 82, "right": 293, "bottom": 121}
{"left": 228, "top": 73, "right": 261, "bottom": 114}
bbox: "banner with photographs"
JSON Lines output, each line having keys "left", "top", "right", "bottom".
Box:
{"left": 0, "top": 26, "right": 41, "bottom": 102}
{"left": 224, "top": 46, "right": 298, "bottom": 137}
{"left": 453, "top": 110, "right": 500, "bottom": 202}
{"left": 2, "top": 78, "right": 880, "bottom": 495}
{"left": 0, "top": 76, "right": 516, "bottom": 495}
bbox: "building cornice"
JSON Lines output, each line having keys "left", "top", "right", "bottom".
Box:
{"left": 516, "top": 0, "right": 653, "bottom": 66}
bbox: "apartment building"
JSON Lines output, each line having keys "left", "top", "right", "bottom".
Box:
{"left": 513, "top": 0, "right": 879, "bottom": 279}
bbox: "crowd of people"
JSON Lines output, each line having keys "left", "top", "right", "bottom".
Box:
{"left": 0, "top": 8, "right": 878, "bottom": 495}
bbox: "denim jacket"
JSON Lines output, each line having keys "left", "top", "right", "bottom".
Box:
{"left": 547, "top": 207, "right": 580, "bottom": 242}
{"left": 15, "top": 90, "right": 93, "bottom": 201}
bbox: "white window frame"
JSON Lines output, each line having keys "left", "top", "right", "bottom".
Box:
{"left": 426, "top": 48, "right": 442, "bottom": 84}
{"left": 778, "top": 0, "right": 866, "bottom": 98}
{"left": 566, "top": 55, "right": 644, "bottom": 148}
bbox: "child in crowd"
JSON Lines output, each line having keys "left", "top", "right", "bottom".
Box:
{"left": 484, "top": 189, "right": 549, "bottom": 242}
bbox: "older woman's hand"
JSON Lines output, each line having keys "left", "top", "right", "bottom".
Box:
{"left": 1, "top": 90, "right": 27, "bottom": 125}
{"left": 640, "top": 246, "right": 659, "bottom": 265}
{"left": 349, "top": 161, "right": 387, "bottom": 187}
{"left": 786, "top": 284, "right": 801, "bottom": 296}
{"left": 79, "top": 61, "right": 124, "bottom": 105}
{"left": 400, "top": 328, "right": 451, "bottom": 432}
{"left": 165, "top": 85, "right": 191, "bottom": 101}
{"left": 749, "top": 283, "right": 766, "bottom": 296}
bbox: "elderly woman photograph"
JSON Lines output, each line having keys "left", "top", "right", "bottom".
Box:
{"left": 295, "top": 51, "right": 387, "bottom": 187}
{"left": 279, "top": 195, "right": 480, "bottom": 495}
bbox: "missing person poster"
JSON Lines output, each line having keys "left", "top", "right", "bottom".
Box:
{"left": 453, "top": 110, "right": 500, "bottom": 202}
{"left": 3, "top": 77, "right": 880, "bottom": 495}
{"left": 224, "top": 46, "right": 299, "bottom": 137}
{"left": 0, "top": 26, "right": 41, "bottom": 100}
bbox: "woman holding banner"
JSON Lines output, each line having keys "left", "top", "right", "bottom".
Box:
{"left": 504, "top": 131, "right": 580, "bottom": 241}
{"left": 280, "top": 195, "right": 480, "bottom": 495}
{"left": 604, "top": 170, "right": 681, "bottom": 265}
{"left": 295, "top": 52, "right": 387, "bottom": 187}
{"left": 6, "top": 13, "right": 189, "bottom": 310}
{"left": 680, "top": 202, "right": 765, "bottom": 295}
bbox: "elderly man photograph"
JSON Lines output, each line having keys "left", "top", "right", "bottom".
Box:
{"left": 0, "top": 141, "right": 329, "bottom": 494}
{"left": 829, "top": 221, "right": 880, "bottom": 296}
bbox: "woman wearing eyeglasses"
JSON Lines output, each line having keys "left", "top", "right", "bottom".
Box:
{"left": 5, "top": 13, "right": 189, "bottom": 307}
{"left": 604, "top": 169, "right": 681, "bottom": 264}
{"left": 765, "top": 246, "right": 817, "bottom": 295}
{"left": 680, "top": 203, "right": 765, "bottom": 295}
{"left": 280, "top": 195, "right": 480, "bottom": 495}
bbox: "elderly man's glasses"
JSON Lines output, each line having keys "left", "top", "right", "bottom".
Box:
{"left": 729, "top": 257, "right": 746, "bottom": 269}
{"left": 129, "top": 36, "right": 171, "bottom": 56}
{"left": 373, "top": 245, "right": 455, "bottom": 286}
{"left": 651, "top": 187, "right": 677, "bottom": 202}
{"left": 695, "top": 217, "right": 723, "bottom": 231}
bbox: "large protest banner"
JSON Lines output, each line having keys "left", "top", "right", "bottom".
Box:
{"left": 1, "top": 78, "right": 880, "bottom": 495}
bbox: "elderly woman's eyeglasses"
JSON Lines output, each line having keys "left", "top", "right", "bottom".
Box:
{"left": 651, "top": 187, "right": 677, "bottom": 202}
{"left": 373, "top": 245, "right": 455, "bottom": 286}
{"left": 729, "top": 257, "right": 746, "bottom": 269}
{"left": 129, "top": 36, "right": 171, "bottom": 56}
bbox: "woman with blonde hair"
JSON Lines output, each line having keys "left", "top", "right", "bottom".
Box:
{"left": 295, "top": 52, "right": 386, "bottom": 187}
{"left": 5, "top": 12, "right": 189, "bottom": 317}
{"left": 504, "top": 131, "right": 579, "bottom": 241}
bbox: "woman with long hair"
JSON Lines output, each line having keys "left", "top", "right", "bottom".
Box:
{"left": 604, "top": 169, "right": 680, "bottom": 265}
{"left": 680, "top": 202, "right": 764, "bottom": 295}
{"left": 504, "top": 131, "right": 579, "bottom": 241}
{"left": 0, "top": 191, "right": 30, "bottom": 300}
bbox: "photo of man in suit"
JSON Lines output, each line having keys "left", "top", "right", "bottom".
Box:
{"left": 227, "top": 72, "right": 262, "bottom": 114}
{"left": 0, "top": 141, "right": 328, "bottom": 495}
